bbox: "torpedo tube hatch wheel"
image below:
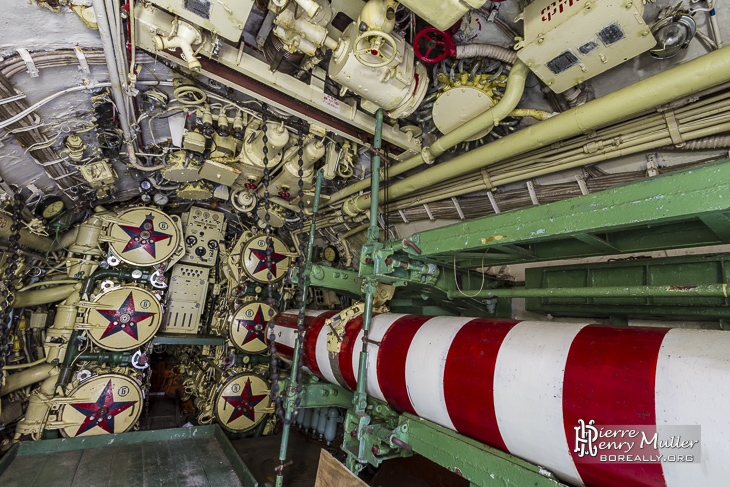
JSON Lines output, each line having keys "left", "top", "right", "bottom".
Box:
{"left": 107, "top": 207, "right": 181, "bottom": 266}
{"left": 86, "top": 286, "right": 162, "bottom": 351}
{"left": 229, "top": 301, "right": 274, "bottom": 354}
{"left": 58, "top": 373, "right": 143, "bottom": 438}
{"left": 213, "top": 372, "right": 272, "bottom": 433}
{"left": 240, "top": 235, "right": 291, "bottom": 283}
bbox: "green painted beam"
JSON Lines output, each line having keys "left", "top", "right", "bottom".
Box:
{"left": 300, "top": 264, "right": 362, "bottom": 297}
{"left": 390, "top": 161, "right": 730, "bottom": 264}
{"left": 447, "top": 283, "right": 730, "bottom": 300}
{"left": 397, "top": 413, "right": 567, "bottom": 487}
{"left": 152, "top": 333, "right": 226, "bottom": 346}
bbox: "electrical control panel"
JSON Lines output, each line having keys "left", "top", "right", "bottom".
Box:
{"left": 181, "top": 207, "right": 225, "bottom": 267}
{"left": 516, "top": 0, "right": 656, "bottom": 93}
{"left": 161, "top": 264, "right": 210, "bottom": 334}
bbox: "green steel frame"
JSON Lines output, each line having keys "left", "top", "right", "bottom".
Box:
{"left": 0, "top": 425, "right": 257, "bottom": 487}
{"left": 524, "top": 253, "right": 730, "bottom": 321}
{"left": 386, "top": 160, "right": 730, "bottom": 269}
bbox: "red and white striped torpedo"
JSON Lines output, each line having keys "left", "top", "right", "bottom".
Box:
{"left": 271, "top": 311, "right": 730, "bottom": 487}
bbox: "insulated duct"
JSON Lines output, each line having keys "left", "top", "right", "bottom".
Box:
{"left": 272, "top": 311, "right": 728, "bottom": 487}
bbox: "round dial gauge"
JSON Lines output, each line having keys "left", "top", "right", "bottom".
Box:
{"left": 323, "top": 245, "right": 339, "bottom": 264}
{"left": 153, "top": 192, "right": 169, "bottom": 206}
{"left": 36, "top": 195, "right": 65, "bottom": 219}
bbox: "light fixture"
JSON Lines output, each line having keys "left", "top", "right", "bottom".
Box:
{"left": 650, "top": 13, "right": 696, "bottom": 59}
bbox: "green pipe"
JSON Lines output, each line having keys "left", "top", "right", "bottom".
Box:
{"left": 330, "top": 61, "right": 530, "bottom": 207}
{"left": 353, "top": 109, "right": 385, "bottom": 414}
{"left": 275, "top": 168, "right": 325, "bottom": 487}
{"left": 81, "top": 267, "right": 147, "bottom": 295}
{"left": 77, "top": 351, "right": 133, "bottom": 366}
{"left": 446, "top": 284, "right": 730, "bottom": 300}
{"left": 346, "top": 45, "right": 730, "bottom": 213}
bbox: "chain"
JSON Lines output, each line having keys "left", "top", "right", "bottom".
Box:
{"left": 0, "top": 190, "right": 24, "bottom": 370}
{"left": 291, "top": 132, "right": 306, "bottom": 419}
{"left": 262, "top": 114, "right": 285, "bottom": 422}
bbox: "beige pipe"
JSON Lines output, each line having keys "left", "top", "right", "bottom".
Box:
{"left": 14, "top": 373, "right": 59, "bottom": 437}
{"left": 0, "top": 211, "right": 54, "bottom": 251}
{"left": 12, "top": 284, "right": 78, "bottom": 308}
{"left": 346, "top": 45, "right": 730, "bottom": 212}
{"left": 327, "top": 61, "right": 531, "bottom": 205}
{"left": 0, "top": 364, "right": 57, "bottom": 396}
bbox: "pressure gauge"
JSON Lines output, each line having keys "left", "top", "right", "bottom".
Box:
{"left": 35, "top": 195, "right": 65, "bottom": 219}
{"left": 323, "top": 245, "right": 339, "bottom": 264}
{"left": 140, "top": 193, "right": 152, "bottom": 204}
{"left": 153, "top": 193, "right": 169, "bottom": 206}
{"left": 139, "top": 180, "right": 152, "bottom": 192}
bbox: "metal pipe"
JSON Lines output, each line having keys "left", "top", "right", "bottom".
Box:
{"left": 0, "top": 363, "right": 57, "bottom": 396}
{"left": 446, "top": 283, "right": 730, "bottom": 300}
{"left": 0, "top": 211, "right": 54, "bottom": 251}
{"left": 329, "top": 61, "right": 530, "bottom": 206}
{"left": 271, "top": 312, "right": 730, "bottom": 487}
{"left": 11, "top": 285, "right": 78, "bottom": 308}
{"left": 346, "top": 46, "right": 730, "bottom": 213}
{"left": 275, "top": 169, "right": 325, "bottom": 487}
{"left": 91, "top": 0, "right": 132, "bottom": 141}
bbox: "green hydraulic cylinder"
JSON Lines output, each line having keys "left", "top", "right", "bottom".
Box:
{"left": 275, "top": 169, "right": 325, "bottom": 487}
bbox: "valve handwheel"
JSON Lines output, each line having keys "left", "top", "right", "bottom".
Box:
{"left": 414, "top": 27, "right": 456, "bottom": 64}
{"left": 353, "top": 30, "right": 398, "bottom": 68}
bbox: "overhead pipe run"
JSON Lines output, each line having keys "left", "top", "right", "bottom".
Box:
{"left": 272, "top": 311, "right": 730, "bottom": 487}
{"left": 343, "top": 45, "right": 730, "bottom": 214}
{"left": 327, "top": 61, "right": 531, "bottom": 206}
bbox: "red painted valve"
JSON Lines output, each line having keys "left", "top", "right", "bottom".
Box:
{"left": 414, "top": 27, "right": 456, "bottom": 64}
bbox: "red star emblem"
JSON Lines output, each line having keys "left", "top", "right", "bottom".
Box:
{"left": 236, "top": 305, "right": 267, "bottom": 346}
{"left": 249, "top": 247, "right": 288, "bottom": 277}
{"left": 97, "top": 292, "right": 154, "bottom": 341}
{"left": 119, "top": 214, "right": 171, "bottom": 258}
{"left": 222, "top": 379, "right": 267, "bottom": 425}
{"left": 70, "top": 380, "right": 137, "bottom": 435}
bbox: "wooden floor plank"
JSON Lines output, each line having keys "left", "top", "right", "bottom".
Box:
{"left": 107, "top": 443, "right": 145, "bottom": 487}
{"left": 168, "top": 438, "right": 211, "bottom": 487}
{"left": 71, "top": 447, "right": 114, "bottom": 487}
{"left": 0, "top": 453, "right": 47, "bottom": 487}
{"left": 32, "top": 449, "right": 83, "bottom": 487}
{"left": 192, "top": 437, "right": 243, "bottom": 487}
{"left": 315, "top": 450, "right": 368, "bottom": 487}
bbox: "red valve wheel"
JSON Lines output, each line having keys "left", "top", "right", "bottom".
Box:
{"left": 414, "top": 27, "right": 456, "bottom": 64}
{"left": 244, "top": 182, "right": 258, "bottom": 190}
{"left": 278, "top": 191, "right": 290, "bottom": 198}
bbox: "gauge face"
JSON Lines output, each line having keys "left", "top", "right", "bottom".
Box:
{"left": 36, "top": 196, "right": 65, "bottom": 219}
{"left": 153, "top": 193, "right": 169, "bottom": 206}
{"left": 86, "top": 286, "right": 162, "bottom": 351}
{"left": 59, "top": 373, "right": 143, "bottom": 438}
{"left": 323, "top": 245, "right": 339, "bottom": 264}
{"left": 214, "top": 373, "right": 271, "bottom": 432}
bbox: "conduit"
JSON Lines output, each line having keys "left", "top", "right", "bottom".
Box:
{"left": 344, "top": 45, "right": 730, "bottom": 213}
{"left": 11, "top": 284, "right": 78, "bottom": 308}
{"left": 454, "top": 44, "right": 518, "bottom": 64}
